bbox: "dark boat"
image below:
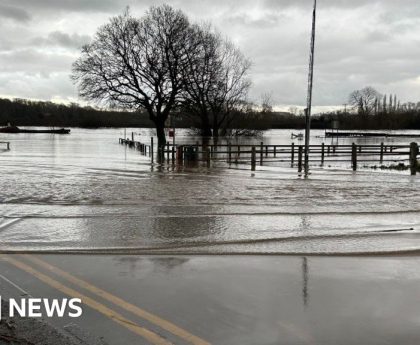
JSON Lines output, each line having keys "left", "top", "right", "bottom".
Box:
{"left": 0, "top": 126, "right": 70, "bottom": 134}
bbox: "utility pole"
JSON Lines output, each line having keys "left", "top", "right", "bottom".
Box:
{"left": 304, "top": 0, "right": 317, "bottom": 176}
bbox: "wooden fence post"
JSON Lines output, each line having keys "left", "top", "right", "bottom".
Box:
{"left": 274, "top": 146, "right": 277, "bottom": 157}
{"left": 228, "top": 143, "right": 232, "bottom": 163}
{"left": 298, "top": 146, "right": 303, "bottom": 172}
{"left": 251, "top": 146, "right": 256, "bottom": 171}
{"left": 265, "top": 145, "right": 268, "bottom": 157}
{"left": 380, "top": 142, "right": 384, "bottom": 164}
{"left": 410, "top": 142, "right": 418, "bottom": 175}
{"left": 352, "top": 143, "right": 357, "bottom": 171}
{"left": 150, "top": 137, "right": 154, "bottom": 163}
{"left": 176, "top": 145, "right": 183, "bottom": 163}
{"left": 291, "top": 143, "right": 295, "bottom": 166}
{"left": 260, "top": 142, "right": 263, "bottom": 166}
{"left": 321, "top": 143, "right": 325, "bottom": 165}
{"left": 131, "top": 132, "right": 134, "bottom": 142}
{"left": 206, "top": 148, "right": 211, "bottom": 168}
{"left": 171, "top": 146, "right": 175, "bottom": 164}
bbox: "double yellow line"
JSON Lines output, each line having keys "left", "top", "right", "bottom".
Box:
{"left": 1, "top": 255, "right": 210, "bottom": 345}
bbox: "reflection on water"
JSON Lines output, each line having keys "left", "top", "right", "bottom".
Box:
{"left": 302, "top": 257, "right": 309, "bottom": 308}
{"left": 0, "top": 128, "right": 419, "bottom": 254}
{"left": 112, "top": 256, "right": 190, "bottom": 278}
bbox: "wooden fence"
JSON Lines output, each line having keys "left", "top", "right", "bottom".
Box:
{"left": 119, "top": 137, "right": 419, "bottom": 175}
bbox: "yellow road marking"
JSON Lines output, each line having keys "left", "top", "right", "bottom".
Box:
{"left": 1, "top": 255, "right": 172, "bottom": 345}
{"left": 25, "top": 255, "right": 210, "bottom": 345}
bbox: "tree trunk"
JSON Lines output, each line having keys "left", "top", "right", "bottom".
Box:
{"left": 200, "top": 114, "right": 212, "bottom": 137}
{"left": 154, "top": 120, "right": 166, "bottom": 147}
{"left": 212, "top": 114, "right": 219, "bottom": 138}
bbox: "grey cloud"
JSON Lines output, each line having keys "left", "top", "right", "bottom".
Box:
{"left": 0, "top": 71, "right": 77, "bottom": 102}
{"left": 2, "top": 0, "right": 151, "bottom": 14}
{"left": 48, "top": 31, "right": 91, "bottom": 48}
{"left": 32, "top": 31, "right": 91, "bottom": 49}
{"left": 1, "top": 0, "right": 420, "bottom": 106}
{"left": 264, "top": 0, "right": 420, "bottom": 10}
{"left": 0, "top": 4, "right": 31, "bottom": 21}
{"left": 0, "top": 49, "right": 74, "bottom": 75}
{"left": 364, "top": 30, "right": 392, "bottom": 43}
{"left": 226, "top": 12, "right": 286, "bottom": 28}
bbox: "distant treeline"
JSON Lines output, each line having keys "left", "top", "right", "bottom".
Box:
{"left": 0, "top": 97, "right": 301, "bottom": 130}
{"left": 315, "top": 110, "right": 420, "bottom": 130}
{"left": 0, "top": 98, "right": 154, "bottom": 128}
{"left": 1, "top": 97, "right": 420, "bottom": 131}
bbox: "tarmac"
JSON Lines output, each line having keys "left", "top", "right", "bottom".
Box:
{"left": 0, "top": 254, "right": 420, "bottom": 345}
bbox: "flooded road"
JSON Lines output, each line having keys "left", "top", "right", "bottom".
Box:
{"left": 1, "top": 128, "right": 419, "bottom": 254}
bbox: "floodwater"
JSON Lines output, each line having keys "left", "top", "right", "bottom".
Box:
{"left": 0, "top": 128, "right": 419, "bottom": 255}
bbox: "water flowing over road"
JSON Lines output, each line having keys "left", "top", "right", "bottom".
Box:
{"left": 1, "top": 128, "right": 419, "bottom": 254}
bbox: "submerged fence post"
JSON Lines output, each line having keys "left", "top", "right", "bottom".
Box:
{"left": 251, "top": 146, "right": 256, "bottom": 171}
{"left": 291, "top": 143, "right": 295, "bottom": 166}
{"left": 228, "top": 143, "right": 232, "bottom": 163}
{"left": 409, "top": 142, "right": 418, "bottom": 175}
{"left": 260, "top": 142, "right": 263, "bottom": 166}
{"left": 151, "top": 137, "right": 154, "bottom": 163}
{"left": 352, "top": 143, "right": 358, "bottom": 171}
{"left": 131, "top": 132, "right": 134, "bottom": 142}
{"left": 380, "top": 142, "right": 384, "bottom": 164}
{"left": 298, "top": 146, "right": 303, "bottom": 172}
{"left": 206, "top": 148, "right": 211, "bottom": 168}
{"left": 176, "top": 145, "right": 183, "bottom": 163}
{"left": 321, "top": 143, "right": 325, "bottom": 166}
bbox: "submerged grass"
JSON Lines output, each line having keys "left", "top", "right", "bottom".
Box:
{"left": 364, "top": 160, "right": 420, "bottom": 172}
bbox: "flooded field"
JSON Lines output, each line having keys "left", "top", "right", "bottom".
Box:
{"left": 0, "top": 128, "right": 419, "bottom": 255}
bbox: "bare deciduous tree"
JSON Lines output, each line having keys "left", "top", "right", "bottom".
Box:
{"left": 72, "top": 6, "right": 192, "bottom": 146}
{"left": 182, "top": 25, "right": 251, "bottom": 138}
{"left": 349, "top": 86, "right": 381, "bottom": 116}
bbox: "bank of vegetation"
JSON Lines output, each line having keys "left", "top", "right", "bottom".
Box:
{"left": 2, "top": 94, "right": 420, "bottom": 131}
{"left": 318, "top": 86, "right": 420, "bottom": 130}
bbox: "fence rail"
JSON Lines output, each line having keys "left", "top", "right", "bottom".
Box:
{"left": 119, "top": 137, "right": 419, "bottom": 175}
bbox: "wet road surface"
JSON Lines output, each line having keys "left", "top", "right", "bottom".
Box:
{"left": 1, "top": 254, "right": 420, "bottom": 345}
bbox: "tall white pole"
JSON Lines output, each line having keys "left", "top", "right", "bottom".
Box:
{"left": 304, "top": 0, "right": 317, "bottom": 175}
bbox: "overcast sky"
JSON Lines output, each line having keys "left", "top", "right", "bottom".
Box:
{"left": 1, "top": 0, "right": 419, "bottom": 111}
